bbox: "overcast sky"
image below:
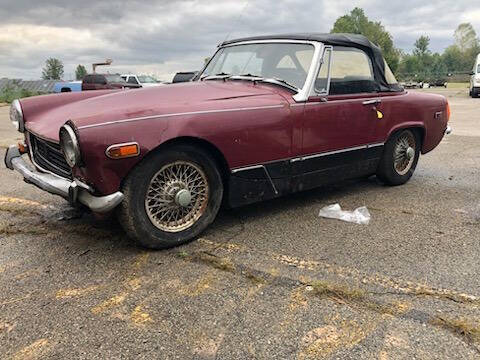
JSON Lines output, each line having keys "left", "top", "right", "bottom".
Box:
{"left": 1, "top": 0, "right": 479, "bottom": 81}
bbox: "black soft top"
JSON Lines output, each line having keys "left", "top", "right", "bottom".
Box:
{"left": 221, "top": 33, "right": 401, "bottom": 92}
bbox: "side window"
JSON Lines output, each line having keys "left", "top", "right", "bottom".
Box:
{"left": 329, "top": 47, "right": 377, "bottom": 95}
{"left": 94, "top": 75, "right": 106, "bottom": 84}
{"left": 128, "top": 76, "right": 139, "bottom": 84}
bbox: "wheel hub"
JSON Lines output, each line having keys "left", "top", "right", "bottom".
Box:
{"left": 406, "top": 147, "right": 415, "bottom": 160}
{"left": 175, "top": 189, "right": 192, "bottom": 207}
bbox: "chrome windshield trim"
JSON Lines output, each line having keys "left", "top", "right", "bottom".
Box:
{"left": 77, "top": 105, "right": 284, "bottom": 130}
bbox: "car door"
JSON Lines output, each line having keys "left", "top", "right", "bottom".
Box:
{"left": 294, "top": 46, "right": 384, "bottom": 191}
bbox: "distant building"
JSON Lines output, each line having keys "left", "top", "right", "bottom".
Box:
{"left": 0, "top": 78, "right": 57, "bottom": 93}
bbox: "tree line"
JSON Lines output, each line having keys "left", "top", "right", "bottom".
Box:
{"left": 331, "top": 8, "right": 479, "bottom": 82}
{"left": 41, "top": 8, "right": 479, "bottom": 83}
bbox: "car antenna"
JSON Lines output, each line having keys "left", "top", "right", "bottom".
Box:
{"left": 223, "top": 1, "right": 250, "bottom": 43}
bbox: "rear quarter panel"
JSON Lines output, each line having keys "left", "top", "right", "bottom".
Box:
{"left": 377, "top": 91, "right": 448, "bottom": 153}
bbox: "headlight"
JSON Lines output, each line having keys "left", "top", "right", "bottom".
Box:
{"left": 59, "top": 124, "right": 81, "bottom": 167}
{"left": 10, "top": 99, "right": 24, "bottom": 133}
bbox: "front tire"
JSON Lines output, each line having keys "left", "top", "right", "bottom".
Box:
{"left": 376, "top": 129, "right": 420, "bottom": 186}
{"left": 118, "top": 145, "right": 223, "bottom": 249}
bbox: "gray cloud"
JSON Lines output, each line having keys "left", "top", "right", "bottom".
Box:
{"left": 0, "top": 0, "right": 479, "bottom": 81}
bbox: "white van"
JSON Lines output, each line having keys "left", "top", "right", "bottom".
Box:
{"left": 470, "top": 54, "right": 480, "bottom": 98}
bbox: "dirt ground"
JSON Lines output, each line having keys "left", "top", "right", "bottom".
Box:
{"left": 1, "top": 88, "right": 480, "bottom": 359}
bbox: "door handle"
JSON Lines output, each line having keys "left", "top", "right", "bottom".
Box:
{"left": 362, "top": 99, "right": 381, "bottom": 105}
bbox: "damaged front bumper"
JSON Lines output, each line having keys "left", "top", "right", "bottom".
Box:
{"left": 4, "top": 145, "right": 124, "bottom": 213}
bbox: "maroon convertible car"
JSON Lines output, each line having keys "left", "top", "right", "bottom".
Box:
{"left": 5, "top": 33, "right": 451, "bottom": 249}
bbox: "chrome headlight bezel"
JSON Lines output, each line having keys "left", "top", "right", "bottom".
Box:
{"left": 59, "top": 124, "right": 81, "bottom": 168}
{"left": 10, "top": 99, "right": 24, "bottom": 133}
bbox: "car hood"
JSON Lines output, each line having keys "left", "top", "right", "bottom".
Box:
{"left": 23, "top": 81, "right": 283, "bottom": 142}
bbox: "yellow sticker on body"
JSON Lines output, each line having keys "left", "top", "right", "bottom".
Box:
{"left": 376, "top": 110, "right": 384, "bottom": 119}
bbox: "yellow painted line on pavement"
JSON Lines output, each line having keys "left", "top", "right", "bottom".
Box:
{"left": 12, "top": 338, "right": 51, "bottom": 360}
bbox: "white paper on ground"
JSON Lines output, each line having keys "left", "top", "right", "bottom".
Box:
{"left": 318, "top": 203, "right": 371, "bottom": 225}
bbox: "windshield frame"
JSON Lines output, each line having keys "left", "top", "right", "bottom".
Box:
{"left": 196, "top": 39, "right": 323, "bottom": 102}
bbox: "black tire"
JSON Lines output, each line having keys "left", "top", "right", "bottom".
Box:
{"left": 118, "top": 145, "right": 223, "bottom": 249}
{"left": 376, "top": 129, "right": 420, "bottom": 186}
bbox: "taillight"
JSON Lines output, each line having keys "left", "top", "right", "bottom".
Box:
{"left": 446, "top": 101, "right": 451, "bottom": 121}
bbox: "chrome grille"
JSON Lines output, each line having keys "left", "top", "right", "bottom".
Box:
{"left": 29, "top": 133, "right": 72, "bottom": 179}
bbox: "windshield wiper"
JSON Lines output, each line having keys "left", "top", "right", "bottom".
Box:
{"left": 231, "top": 74, "right": 299, "bottom": 91}
{"left": 259, "top": 78, "right": 299, "bottom": 91}
{"left": 200, "top": 72, "right": 232, "bottom": 81}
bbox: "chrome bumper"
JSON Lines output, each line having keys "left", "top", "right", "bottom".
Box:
{"left": 4, "top": 145, "right": 124, "bottom": 213}
{"left": 445, "top": 126, "right": 452, "bottom": 135}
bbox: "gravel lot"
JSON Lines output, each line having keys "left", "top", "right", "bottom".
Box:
{"left": 1, "top": 88, "right": 480, "bottom": 359}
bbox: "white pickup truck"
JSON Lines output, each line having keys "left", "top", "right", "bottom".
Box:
{"left": 470, "top": 54, "right": 480, "bottom": 98}
{"left": 120, "top": 74, "right": 165, "bottom": 87}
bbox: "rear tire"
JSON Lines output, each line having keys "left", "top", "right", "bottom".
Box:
{"left": 118, "top": 145, "right": 223, "bottom": 249}
{"left": 376, "top": 129, "right": 420, "bottom": 186}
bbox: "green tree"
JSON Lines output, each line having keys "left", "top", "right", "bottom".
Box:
{"left": 331, "top": 7, "right": 400, "bottom": 72}
{"left": 454, "top": 23, "right": 478, "bottom": 52}
{"left": 75, "top": 65, "right": 87, "bottom": 80}
{"left": 41, "top": 58, "right": 64, "bottom": 80}
{"left": 413, "top": 36, "right": 431, "bottom": 57}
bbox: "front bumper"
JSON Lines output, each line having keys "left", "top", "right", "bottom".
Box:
{"left": 445, "top": 126, "right": 452, "bottom": 135}
{"left": 4, "top": 145, "right": 124, "bottom": 213}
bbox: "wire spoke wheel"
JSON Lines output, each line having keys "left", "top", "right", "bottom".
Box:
{"left": 145, "top": 161, "right": 209, "bottom": 232}
{"left": 393, "top": 132, "right": 416, "bottom": 176}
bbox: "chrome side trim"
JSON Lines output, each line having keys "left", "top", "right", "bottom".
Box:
{"left": 231, "top": 143, "right": 385, "bottom": 171}
{"left": 301, "top": 145, "right": 368, "bottom": 161}
{"left": 296, "top": 143, "right": 385, "bottom": 162}
{"left": 230, "top": 164, "right": 278, "bottom": 195}
{"left": 105, "top": 142, "right": 140, "bottom": 159}
{"left": 78, "top": 105, "right": 284, "bottom": 130}
{"left": 231, "top": 164, "right": 264, "bottom": 174}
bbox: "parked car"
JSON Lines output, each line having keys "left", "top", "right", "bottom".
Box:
{"left": 470, "top": 53, "right": 480, "bottom": 98}
{"left": 121, "top": 74, "right": 165, "bottom": 87}
{"left": 81, "top": 74, "right": 141, "bottom": 91}
{"left": 172, "top": 71, "right": 198, "bottom": 83}
{"left": 5, "top": 33, "right": 451, "bottom": 249}
{"left": 54, "top": 81, "right": 82, "bottom": 93}
{"left": 429, "top": 78, "right": 447, "bottom": 88}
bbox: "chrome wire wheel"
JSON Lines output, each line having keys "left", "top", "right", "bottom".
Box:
{"left": 393, "top": 132, "right": 416, "bottom": 176}
{"left": 145, "top": 161, "right": 209, "bottom": 233}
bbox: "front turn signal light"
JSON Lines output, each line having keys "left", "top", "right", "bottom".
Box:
{"left": 106, "top": 142, "right": 140, "bottom": 159}
{"left": 446, "top": 101, "right": 451, "bottom": 122}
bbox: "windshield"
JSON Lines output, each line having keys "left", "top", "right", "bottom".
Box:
{"left": 105, "top": 74, "right": 126, "bottom": 83}
{"left": 202, "top": 43, "right": 314, "bottom": 89}
{"left": 138, "top": 75, "right": 157, "bottom": 83}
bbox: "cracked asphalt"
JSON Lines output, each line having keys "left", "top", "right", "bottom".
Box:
{"left": 1, "top": 88, "right": 480, "bottom": 359}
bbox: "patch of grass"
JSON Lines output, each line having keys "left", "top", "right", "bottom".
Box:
{"left": 446, "top": 82, "right": 469, "bottom": 89}
{"left": 311, "top": 281, "right": 366, "bottom": 301}
{"left": 195, "top": 252, "right": 235, "bottom": 273}
{"left": 432, "top": 316, "right": 480, "bottom": 344}
{"left": 0, "top": 224, "right": 48, "bottom": 236}
{"left": 177, "top": 251, "right": 189, "bottom": 258}
{"left": 0, "top": 85, "right": 43, "bottom": 104}
{"left": 310, "top": 281, "right": 407, "bottom": 316}
{"left": 244, "top": 271, "right": 266, "bottom": 284}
